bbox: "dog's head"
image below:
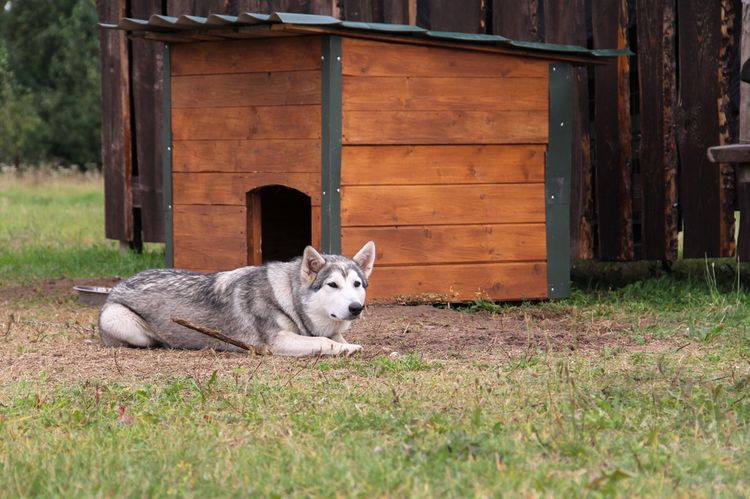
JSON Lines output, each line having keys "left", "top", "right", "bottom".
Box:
{"left": 300, "top": 241, "right": 376, "bottom": 322}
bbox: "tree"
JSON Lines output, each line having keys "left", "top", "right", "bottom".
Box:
{"left": 0, "top": 40, "right": 42, "bottom": 167}
{"left": 0, "top": 0, "right": 101, "bottom": 168}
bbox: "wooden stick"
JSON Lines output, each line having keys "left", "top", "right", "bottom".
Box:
{"left": 172, "top": 317, "right": 271, "bottom": 356}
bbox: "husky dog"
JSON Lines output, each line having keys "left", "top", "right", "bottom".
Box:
{"left": 98, "top": 241, "right": 376, "bottom": 357}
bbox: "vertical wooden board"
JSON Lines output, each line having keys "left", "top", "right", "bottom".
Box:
{"left": 232, "top": 0, "right": 334, "bottom": 14}
{"left": 131, "top": 34, "right": 165, "bottom": 242}
{"left": 738, "top": 2, "right": 750, "bottom": 261}
{"left": 97, "top": 0, "right": 133, "bottom": 242}
{"left": 173, "top": 205, "right": 248, "bottom": 270}
{"left": 677, "top": 0, "right": 731, "bottom": 258}
{"left": 592, "top": 0, "right": 633, "bottom": 261}
{"left": 636, "top": 0, "right": 678, "bottom": 261}
{"left": 341, "top": 0, "right": 384, "bottom": 21}
{"left": 718, "top": 0, "right": 738, "bottom": 258}
{"left": 167, "top": 0, "right": 233, "bottom": 16}
{"left": 544, "top": 0, "right": 594, "bottom": 259}
{"left": 742, "top": 2, "right": 750, "bottom": 144}
{"left": 341, "top": 145, "right": 546, "bottom": 185}
{"left": 367, "top": 262, "right": 548, "bottom": 301}
{"left": 340, "top": 0, "right": 409, "bottom": 22}
{"left": 492, "top": 0, "right": 540, "bottom": 40}
{"left": 247, "top": 190, "right": 263, "bottom": 265}
{"left": 427, "top": 0, "right": 484, "bottom": 33}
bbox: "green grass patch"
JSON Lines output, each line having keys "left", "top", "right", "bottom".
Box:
{"left": 0, "top": 171, "right": 162, "bottom": 285}
{"left": 1, "top": 354, "right": 749, "bottom": 496}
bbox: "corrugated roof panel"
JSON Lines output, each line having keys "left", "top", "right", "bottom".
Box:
{"left": 103, "top": 11, "right": 631, "bottom": 60}
{"left": 268, "top": 12, "right": 341, "bottom": 25}
{"left": 340, "top": 21, "right": 427, "bottom": 33}
{"left": 425, "top": 31, "right": 510, "bottom": 44}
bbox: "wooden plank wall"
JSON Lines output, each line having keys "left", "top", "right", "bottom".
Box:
{"left": 340, "top": 38, "right": 549, "bottom": 301}
{"left": 101, "top": 0, "right": 743, "bottom": 262}
{"left": 676, "top": 0, "right": 736, "bottom": 258}
{"left": 170, "top": 37, "right": 322, "bottom": 272}
{"left": 98, "top": 0, "right": 133, "bottom": 243}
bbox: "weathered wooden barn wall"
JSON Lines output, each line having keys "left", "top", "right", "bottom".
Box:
{"left": 99, "top": 0, "right": 743, "bottom": 262}
{"left": 339, "top": 38, "right": 549, "bottom": 300}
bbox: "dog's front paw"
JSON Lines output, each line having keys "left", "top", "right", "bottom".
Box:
{"left": 341, "top": 343, "right": 362, "bottom": 357}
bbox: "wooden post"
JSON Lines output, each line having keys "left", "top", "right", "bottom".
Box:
{"left": 737, "top": 1, "right": 750, "bottom": 260}
{"left": 544, "top": 0, "right": 593, "bottom": 259}
{"left": 98, "top": 0, "right": 134, "bottom": 244}
{"left": 676, "top": 0, "right": 735, "bottom": 258}
{"left": 636, "top": 0, "right": 678, "bottom": 261}
{"left": 592, "top": 0, "right": 634, "bottom": 260}
{"left": 492, "top": 0, "right": 540, "bottom": 40}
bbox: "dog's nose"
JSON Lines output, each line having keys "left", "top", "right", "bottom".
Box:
{"left": 348, "top": 303, "right": 364, "bottom": 316}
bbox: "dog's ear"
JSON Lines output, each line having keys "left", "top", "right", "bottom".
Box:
{"left": 352, "top": 241, "right": 376, "bottom": 278}
{"left": 301, "top": 245, "right": 326, "bottom": 283}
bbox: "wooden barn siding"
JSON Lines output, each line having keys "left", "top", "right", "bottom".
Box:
{"left": 340, "top": 38, "right": 549, "bottom": 301}
{"left": 170, "top": 36, "right": 322, "bottom": 272}
{"left": 101, "top": 0, "right": 742, "bottom": 263}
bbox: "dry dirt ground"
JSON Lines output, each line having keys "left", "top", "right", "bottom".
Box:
{"left": 0, "top": 278, "right": 674, "bottom": 385}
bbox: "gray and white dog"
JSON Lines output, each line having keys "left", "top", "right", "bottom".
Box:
{"left": 98, "top": 241, "right": 376, "bottom": 357}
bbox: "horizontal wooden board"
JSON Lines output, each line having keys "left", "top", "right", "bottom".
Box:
{"left": 341, "top": 145, "right": 545, "bottom": 185}
{"left": 342, "top": 76, "right": 548, "bottom": 111}
{"left": 173, "top": 139, "right": 320, "bottom": 173}
{"left": 342, "top": 37, "right": 549, "bottom": 78}
{"left": 366, "top": 262, "right": 548, "bottom": 301}
{"left": 173, "top": 205, "right": 247, "bottom": 271}
{"left": 171, "top": 36, "right": 321, "bottom": 76}
{"left": 343, "top": 224, "right": 546, "bottom": 264}
{"left": 341, "top": 184, "right": 545, "bottom": 226}
{"left": 172, "top": 105, "right": 321, "bottom": 140}
{"left": 342, "top": 110, "right": 548, "bottom": 145}
{"left": 172, "top": 71, "right": 321, "bottom": 108}
{"left": 173, "top": 172, "right": 321, "bottom": 206}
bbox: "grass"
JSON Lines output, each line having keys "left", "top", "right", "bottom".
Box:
{"left": 1, "top": 170, "right": 750, "bottom": 496}
{"left": 0, "top": 170, "right": 163, "bottom": 285}
{"left": 2, "top": 352, "right": 749, "bottom": 496}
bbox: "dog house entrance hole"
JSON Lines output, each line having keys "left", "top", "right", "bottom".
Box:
{"left": 246, "top": 186, "right": 312, "bottom": 265}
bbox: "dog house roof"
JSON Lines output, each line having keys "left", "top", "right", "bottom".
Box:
{"left": 101, "top": 11, "right": 628, "bottom": 64}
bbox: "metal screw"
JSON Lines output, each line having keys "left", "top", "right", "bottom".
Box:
{"left": 337, "top": 56, "right": 341, "bottom": 61}
{"left": 322, "top": 191, "right": 326, "bottom": 195}
{"left": 560, "top": 122, "right": 565, "bottom": 127}
{"left": 336, "top": 188, "right": 340, "bottom": 193}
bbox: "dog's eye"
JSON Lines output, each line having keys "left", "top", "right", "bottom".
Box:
{"left": 354, "top": 281, "right": 361, "bottom": 288}
{"left": 327, "top": 282, "right": 338, "bottom": 289}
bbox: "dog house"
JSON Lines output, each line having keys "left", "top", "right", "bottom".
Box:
{"left": 104, "top": 13, "right": 621, "bottom": 302}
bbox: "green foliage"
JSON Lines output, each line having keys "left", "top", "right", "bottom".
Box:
{"left": 0, "top": 0, "right": 101, "bottom": 168}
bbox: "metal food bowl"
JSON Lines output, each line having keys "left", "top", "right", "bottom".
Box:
{"left": 73, "top": 285, "right": 111, "bottom": 307}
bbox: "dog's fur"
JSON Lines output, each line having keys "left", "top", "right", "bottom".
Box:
{"left": 98, "top": 241, "right": 376, "bottom": 357}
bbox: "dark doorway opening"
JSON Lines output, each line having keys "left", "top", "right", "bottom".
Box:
{"left": 247, "top": 185, "right": 312, "bottom": 264}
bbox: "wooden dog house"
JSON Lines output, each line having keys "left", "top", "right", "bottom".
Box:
{"left": 105, "top": 12, "right": 621, "bottom": 302}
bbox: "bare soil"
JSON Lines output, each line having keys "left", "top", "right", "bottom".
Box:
{"left": 0, "top": 279, "right": 672, "bottom": 385}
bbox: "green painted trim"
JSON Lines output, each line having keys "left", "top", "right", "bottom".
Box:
{"left": 321, "top": 35, "right": 342, "bottom": 254}
{"left": 162, "top": 43, "right": 173, "bottom": 267}
{"left": 546, "top": 63, "right": 573, "bottom": 299}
